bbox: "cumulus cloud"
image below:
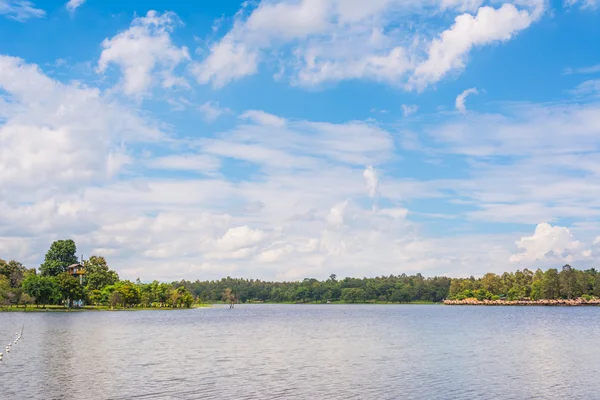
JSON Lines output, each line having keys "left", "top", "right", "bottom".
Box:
{"left": 193, "top": 0, "right": 542, "bottom": 90}
{"left": 97, "top": 10, "right": 190, "bottom": 96}
{"left": 0, "top": 0, "right": 44, "bottom": 21}
{"left": 0, "top": 56, "right": 161, "bottom": 199}
{"left": 509, "top": 223, "right": 585, "bottom": 263}
{"left": 214, "top": 226, "right": 267, "bottom": 251}
{"left": 410, "top": 4, "right": 537, "bottom": 89}
{"left": 455, "top": 87, "right": 478, "bottom": 112}
{"left": 66, "top": 0, "right": 84, "bottom": 13}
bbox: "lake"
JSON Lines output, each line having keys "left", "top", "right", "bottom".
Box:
{"left": 1, "top": 304, "right": 599, "bottom": 399}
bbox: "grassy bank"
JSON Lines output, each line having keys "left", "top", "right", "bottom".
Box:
{"left": 0, "top": 304, "right": 212, "bottom": 312}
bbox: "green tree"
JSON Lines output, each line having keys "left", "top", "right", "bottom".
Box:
{"left": 83, "top": 256, "right": 119, "bottom": 291}
{"left": 21, "top": 293, "right": 34, "bottom": 311}
{"left": 0, "top": 259, "right": 28, "bottom": 288}
{"left": 542, "top": 268, "right": 560, "bottom": 299}
{"left": 87, "top": 289, "right": 102, "bottom": 306}
{"left": 40, "top": 239, "right": 78, "bottom": 276}
{"left": 109, "top": 291, "right": 123, "bottom": 310}
{"left": 56, "top": 272, "right": 85, "bottom": 308}
{"left": 559, "top": 264, "right": 579, "bottom": 299}
{"left": 21, "top": 274, "right": 60, "bottom": 307}
{"left": 0, "top": 275, "right": 11, "bottom": 309}
{"left": 114, "top": 281, "right": 140, "bottom": 307}
{"left": 341, "top": 288, "right": 366, "bottom": 303}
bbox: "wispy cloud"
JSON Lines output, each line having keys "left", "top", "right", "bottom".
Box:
{"left": 563, "top": 63, "right": 600, "bottom": 75}
{"left": 455, "top": 87, "right": 478, "bottom": 113}
{"left": 0, "top": 0, "right": 45, "bottom": 21}
{"left": 198, "top": 101, "right": 232, "bottom": 122}
{"left": 402, "top": 104, "right": 418, "bottom": 117}
{"left": 66, "top": 0, "right": 85, "bottom": 13}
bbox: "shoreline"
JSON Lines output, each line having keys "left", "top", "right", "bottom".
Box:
{"left": 444, "top": 298, "right": 600, "bottom": 306}
{"left": 0, "top": 302, "right": 439, "bottom": 312}
{"left": 0, "top": 304, "right": 212, "bottom": 312}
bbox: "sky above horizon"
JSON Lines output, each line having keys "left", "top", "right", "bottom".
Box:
{"left": 1, "top": 0, "right": 599, "bottom": 282}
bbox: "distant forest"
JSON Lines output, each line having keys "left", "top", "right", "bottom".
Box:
{"left": 175, "top": 265, "right": 600, "bottom": 303}
{"left": 3, "top": 239, "right": 600, "bottom": 306}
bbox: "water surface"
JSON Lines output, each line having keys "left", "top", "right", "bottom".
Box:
{"left": 1, "top": 304, "right": 599, "bottom": 399}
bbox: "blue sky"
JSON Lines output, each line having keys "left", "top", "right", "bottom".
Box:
{"left": 1, "top": 0, "right": 599, "bottom": 281}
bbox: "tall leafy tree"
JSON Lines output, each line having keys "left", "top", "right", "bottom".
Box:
{"left": 56, "top": 272, "right": 85, "bottom": 308}
{"left": 0, "top": 259, "right": 29, "bottom": 287}
{"left": 84, "top": 256, "right": 119, "bottom": 290}
{"left": 40, "top": 239, "right": 79, "bottom": 276}
{"left": 21, "top": 274, "right": 60, "bottom": 307}
{"left": 542, "top": 268, "right": 560, "bottom": 299}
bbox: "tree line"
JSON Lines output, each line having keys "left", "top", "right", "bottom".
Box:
{"left": 169, "top": 266, "right": 600, "bottom": 304}
{"left": 449, "top": 265, "right": 600, "bottom": 301}
{"left": 0, "top": 239, "right": 194, "bottom": 309}
{"left": 2, "top": 239, "right": 600, "bottom": 308}
{"left": 175, "top": 274, "right": 452, "bottom": 303}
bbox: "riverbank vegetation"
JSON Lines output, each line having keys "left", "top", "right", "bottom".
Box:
{"left": 176, "top": 274, "right": 451, "bottom": 304}
{"left": 448, "top": 265, "right": 600, "bottom": 301}
{"left": 3, "top": 240, "right": 600, "bottom": 309}
{"left": 0, "top": 240, "right": 195, "bottom": 310}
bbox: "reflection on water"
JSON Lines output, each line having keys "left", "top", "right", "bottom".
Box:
{"left": 1, "top": 304, "right": 600, "bottom": 399}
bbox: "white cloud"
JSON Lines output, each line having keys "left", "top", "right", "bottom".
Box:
{"left": 570, "top": 79, "right": 600, "bottom": 97}
{"left": 240, "top": 110, "right": 286, "bottom": 127}
{"left": 0, "top": 0, "right": 44, "bottom": 21}
{"left": 0, "top": 56, "right": 161, "bottom": 199}
{"left": 326, "top": 200, "right": 349, "bottom": 227}
{"left": 363, "top": 165, "right": 379, "bottom": 198}
{"left": 428, "top": 100, "right": 600, "bottom": 157}
{"left": 410, "top": 4, "right": 537, "bottom": 90}
{"left": 379, "top": 207, "right": 409, "bottom": 219}
{"left": 97, "top": 10, "right": 190, "bottom": 96}
{"left": 594, "top": 236, "right": 600, "bottom": 245}
{"left": 6, "top": 39, "right": 600, "bottom": 281}
{"left": 191, "top": 37, "right": 260, "bottom": 88}
{"left": 214, "top": 226, "right": 267, "bottom": 251}
{"left": 193, "top": 1, "right": 542, "bottom": 90}
{"left": 402, "top": 104, "right": 419, "bottom": 117}
{"left": 146, "top": 154, "right": 221, "bottom": 174}
{"left": 455, "top": 87, "right": 478, "bottom": 112}
{"left": 198, "top": 101, "right": 232, "bottom": 122}
{"left": 509, "top": 223, "right": 584, "bottom": 263}
{"left": 66, "top": 0, "right": 84, "bottom": 13}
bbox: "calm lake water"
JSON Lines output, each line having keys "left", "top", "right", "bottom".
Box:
{"left": 1, "top": 304, "right": 599, "bottom": 399}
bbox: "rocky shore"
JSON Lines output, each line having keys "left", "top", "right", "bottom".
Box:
{"left": 444, "top": 298, "right": 600, "bottom": 306}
